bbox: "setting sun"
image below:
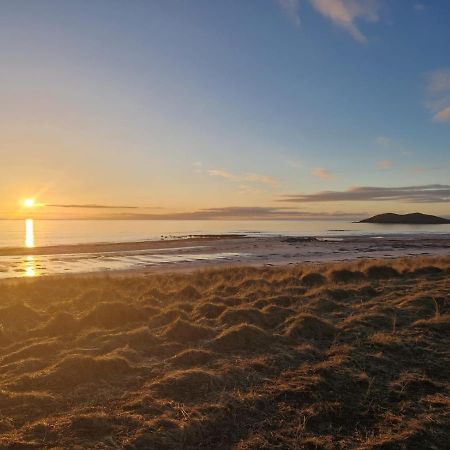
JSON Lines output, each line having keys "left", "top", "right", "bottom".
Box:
{"left": 23, "top": 198, "right": 35, "bottom": 208}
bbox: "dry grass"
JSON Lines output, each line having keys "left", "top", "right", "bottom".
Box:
{"left": 0, "top": 256, "right": 449, "bottom": 448}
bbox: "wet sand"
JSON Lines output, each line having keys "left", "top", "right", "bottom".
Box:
{"left": 0, "top": 234, "right": 449, "bottom": 278}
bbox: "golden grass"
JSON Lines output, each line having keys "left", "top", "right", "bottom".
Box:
{"left": 0, "top": 256, "right": 449, "bottom": 448}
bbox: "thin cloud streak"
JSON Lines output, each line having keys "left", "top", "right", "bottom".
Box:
{"left": 83, "top": 207, "right": 364, "bottom": 221}
{"left": 47, "top": 204, "right": 139, "bottom": 209}
{"left": 207, "top": 169, "right": 278, "bottom": 187}
{"left": 377, "top": 159, "right": 393, "bottom": 169}
{"left": 207, "top": 169, "right": 237, "bottom": 180}
{"left": 281, "top": 184, "right": 450, "bottom": 203}
{"left": 376, "top": 135, "right": 392, "bottom": 146}
{"left": 244, "top": 173, "right": 278, "bottom": 187}
{"left": 312, "top": 167, "right": 334, "bottom": 180}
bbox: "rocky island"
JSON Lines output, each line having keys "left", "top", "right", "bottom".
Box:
{"left": 360, "top": 212, "right": 450, "bottom": 224}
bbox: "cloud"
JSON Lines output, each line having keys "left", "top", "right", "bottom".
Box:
{"left": 377, "top": 159, "right": 393, "bottom": 169}
{"left": 276, "top": 0, "right": 301, "bottom": 27}
{"left": 414, "top": 3, "right": 425, "bottom": 12}
{"left": 427, "top": 69, "right": 450, "bottom": 94}
{"left": 207, "top": 169, "right": 237, "bottom": 180}
{"left": 238, "top": 185, "right": 264, "bottom": 195}
{"left": 425, "top": 69, "right": 450, "bottom": 122}
{"left": 408, "top": 163, "right": 450, "bottom": 174}
{"left": 433, "top": 106, "right": 450, "bottom": 122}
{"left": 275, "top": 0, "right": 380, "bottom": 42}
{"left": 410, "top": 166, "right": 428, "bottom": 174}
{"left": 309, "top": 0, "right": 380, "bottom": 43}
{"left": 280, "top": 184, "right": 450, "bottom": 203}
{"left": 47, "top": 204, "right": 138, "bottom": 209}
{"left": 83, "top": 207, "right": 363, "bottom": 221}
{"left": 376, "top": 135, "right": 392, "bottom": 146}
{"left": 207, "top": 169, "right": 278, "bottom": 187}
{"left": 288, "top": 159, "right": 303, "bottom": 168}
{"left": 192, "top": 161, "right": 203, "bottom": 173}
{"left": 244, "top": 173, "right": 278, "bottom": 187}
{"left": 312, "top": 167, "right": 334, "bottom": 180}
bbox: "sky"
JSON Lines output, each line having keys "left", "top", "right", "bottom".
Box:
{"left": 0, "top": 0, "right": 449, "bottom": 220}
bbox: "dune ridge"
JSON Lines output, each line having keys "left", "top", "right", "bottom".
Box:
{"left": 0, "top": 257, "right": 449, "bottom": 448}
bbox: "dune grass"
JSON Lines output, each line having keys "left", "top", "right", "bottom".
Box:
{"left": 0, "top": 256, "right": 449, "bottom": 448}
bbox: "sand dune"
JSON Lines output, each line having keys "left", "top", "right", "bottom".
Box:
{"left": 0, "top": 257, "right": 449, "bottom": 448}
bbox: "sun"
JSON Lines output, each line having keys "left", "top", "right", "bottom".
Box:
{"left": 24, "top": 198, "right": 36, "bottom": 208}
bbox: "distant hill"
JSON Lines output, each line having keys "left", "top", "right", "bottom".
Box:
{"left": 359, "top": 213, "right": 450, "bottom": 224}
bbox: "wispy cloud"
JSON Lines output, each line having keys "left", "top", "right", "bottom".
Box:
{"left": 312, "top": 167, "right": 334, "bottom": 180}
{"left": 433, "top": 106, "right": 450, "bottom": 122}
{"left": 207, "top": 168, "right": 278, "bottom": 187}
{"left": 427, "top": 69, "right": 450, "bottom": 94}
{"left": 425, "top": 68, "right": 450, "bottom": 122}
{"left": 281, "top": 184, "right": 450, "bottom": 203}
{"left": 207, "top": 169, "right": 237, "bottom": 180}
{"left": 276, "top": 0, "right": 301, "bottom": 27}
{"left": 83, "top": 207, "right": 363, "bottom": 221}
{"left": 408, "top": 163, "right": 450, "bottom": 174}
{"left": 244, "top": 173, "right": 278, "bottom": 187}
{"left": 410, "top": 166, "right": 428, "bottom": 174}
{"left": 47, "top": 204, "right": 138, "bottom": 209}
{"left": 192, "top": 161, "right": 203, "bottom": 174}
{"left": 275, "top": 0, "right": 380, "bottom": 42}
{"left": 376, "top": 135, "right": 392, "bottom": 146}
{"left": 238, "top": 184, "right": 264, "bottom": 195}
{"left": 288, "top": 159, "right": 303, "bottom": 168}
{"left": 310, "top": 0, "right": 380, "bottom": 43}
{"left": 377, "top": 159, "right": 393, "bottom": 169}
{"left": 414, "top": 3, "right": 425, "bottom": 12}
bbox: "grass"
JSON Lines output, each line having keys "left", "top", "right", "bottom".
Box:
{"left": 0, "top": 256, "right": 449, "bottom": 448}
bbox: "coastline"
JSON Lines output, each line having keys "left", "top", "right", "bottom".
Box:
{"left": 0, "top": 233, "right": 449, "bottom": 279}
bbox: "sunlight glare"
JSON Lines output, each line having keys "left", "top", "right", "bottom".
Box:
{"left": 25, "top": 218, "right": 35, "bottom": 248}
{"left": 24, "top": 198, "right": 35, "bottom": 208}
{"left": 24, "top": 255, "right": 37, "bottom": 277}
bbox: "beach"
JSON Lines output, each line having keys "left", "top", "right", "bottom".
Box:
{"left": 0, "top": 256, "right": 449, "bottom": 448}
{"left": 1, "top": 233, "right": 450, "bottom": 279}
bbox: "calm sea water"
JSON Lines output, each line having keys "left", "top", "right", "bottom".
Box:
{"left": 1, "top": 219, "right": 450, "bottom": 249}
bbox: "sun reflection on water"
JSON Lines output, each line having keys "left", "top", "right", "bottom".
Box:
{"left": 24, "top": 256, "right": 37, "bottom": 277}
{"left": 23, "top": 219, "right": 37, "bottom": 276}
{"left": 25, "top": 219, "right": 35, "bottom": 248}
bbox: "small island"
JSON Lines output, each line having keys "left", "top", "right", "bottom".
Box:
{"left": 359, "top": 212, "right": 450, "bottom": 224}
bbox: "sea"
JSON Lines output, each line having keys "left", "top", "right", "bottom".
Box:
{"left": 0, "top": 219, "right": 448, "bottom": 279}
{"left": 1, "top": 219, "right": 450, "bottom": 249}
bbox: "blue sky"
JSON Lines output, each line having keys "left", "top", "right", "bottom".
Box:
{"left": 0, "top": 0, "right": 449, "bottom": 219}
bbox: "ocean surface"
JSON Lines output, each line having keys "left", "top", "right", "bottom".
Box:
{"left": 0, "top": 219, "right": 448, "bottom": 279}
{"left": 1, "top": 219, "right": 450, "bottom": 249}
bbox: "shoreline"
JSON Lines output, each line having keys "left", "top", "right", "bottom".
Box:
{"left": 0, "top": 232, "right": 449, "bottom": 257}
{"left": 0, "top": 234, "right": 247, "bottom": 256}
{"left": 0, "top": 233, "right": 449, "bottom": 279}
